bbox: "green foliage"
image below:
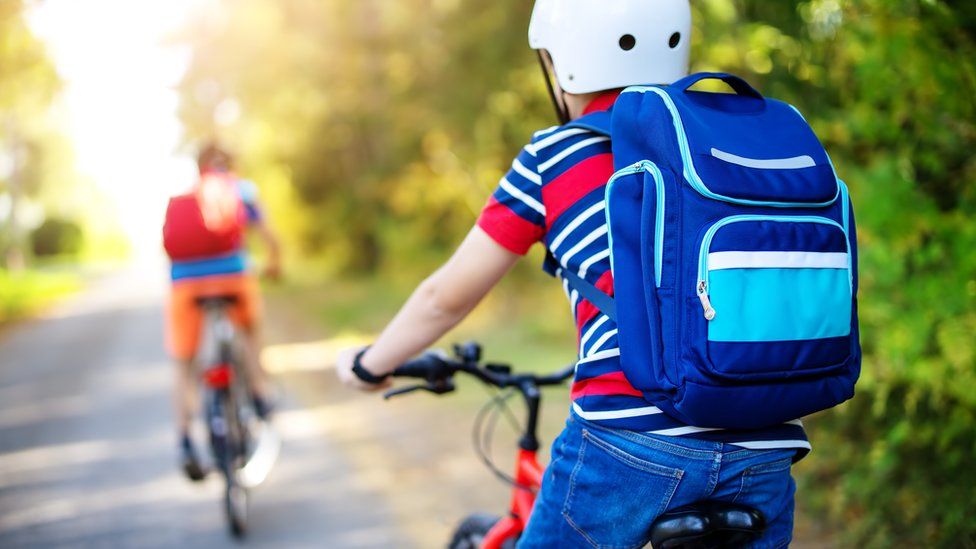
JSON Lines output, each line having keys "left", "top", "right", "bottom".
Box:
{"left": 31, "top": 218, "right": 83, "bottom": 257}
{"left": 178, "top": 0, "right": 976, "bottom": 545}
{"left": 0, "top": 0, "right": 60, "bottom": 119}
{"left": 0, "top": 0, "right": 85, "bottom": 270}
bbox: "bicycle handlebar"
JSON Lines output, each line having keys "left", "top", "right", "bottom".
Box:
{"left": 386, "top": 343, "right": 574, "bottom": 400}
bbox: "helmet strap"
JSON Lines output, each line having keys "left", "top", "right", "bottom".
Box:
{"left": 537, "top": 51, "right": 571, "bottom": 125}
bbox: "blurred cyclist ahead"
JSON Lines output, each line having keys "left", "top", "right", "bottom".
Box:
{"left": 162, "top": 143, "right": 282, "bottom": 480}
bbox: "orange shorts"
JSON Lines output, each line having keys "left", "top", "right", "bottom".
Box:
{"left": 165, "top": 273, "right": 262, "bottom": 361}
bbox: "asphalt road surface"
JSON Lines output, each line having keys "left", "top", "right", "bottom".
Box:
{"left": 0, "top": 264, "right": 404, "bottom": 548}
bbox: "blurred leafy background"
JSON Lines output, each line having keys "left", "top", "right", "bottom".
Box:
{"left": 175, "top": 1, "right": 976, "bottom": 545}
{"left": 0, "top": 0, "right": 127, "bottom": 322}
{"left": 2, "top": 0, "right": 974, "bottom": 545}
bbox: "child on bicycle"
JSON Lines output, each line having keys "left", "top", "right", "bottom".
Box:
{"left": 338, "top": 2, "right": 806, "bottom": 546}
{"left": 164, "top": 143, "right": 282, "bottom": 481}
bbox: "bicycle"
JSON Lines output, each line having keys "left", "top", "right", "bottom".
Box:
{"left": 387, "top": 342, "right": 767, "bottom": 549}
{"left": 195, "top": 295, "right": 279, "bottom": 538}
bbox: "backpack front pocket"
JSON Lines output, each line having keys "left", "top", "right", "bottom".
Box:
{"left": 694, "top": 215, "right": 853, "bottom": 379}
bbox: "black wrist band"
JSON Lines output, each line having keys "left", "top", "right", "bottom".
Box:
{"left": 351, "top": 347, "right": 389, "bottom": 385}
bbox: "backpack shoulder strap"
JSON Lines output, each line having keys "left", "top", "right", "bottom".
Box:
{"left": 546, "top": 250, "right": 617, "bottom": 323}
{"left": 564, "top": 111, "right": 612, "bottom": 136}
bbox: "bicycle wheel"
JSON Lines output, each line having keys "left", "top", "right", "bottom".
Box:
{"left": 449, "top": 513, "right": 517, "bottom": 549}
{"left": 224, "top": 482, "right": 248, "bottom": 538}
{"left": 222, "top": 387, "right": 250, "bottom": 538}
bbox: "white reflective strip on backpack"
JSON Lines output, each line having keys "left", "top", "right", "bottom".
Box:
{"left": 710, "top": 148, "right": 816, "bottom": 170}
{"left": 707, "top": 251, "right": 849, "bottom": 271}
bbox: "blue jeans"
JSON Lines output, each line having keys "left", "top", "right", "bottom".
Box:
{"left": 518, "top": 416, "right": 796, "bottom": 549}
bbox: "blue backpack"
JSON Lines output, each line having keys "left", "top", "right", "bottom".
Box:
{"left": 561, "top": 73, "right": 861, "bottom": 430}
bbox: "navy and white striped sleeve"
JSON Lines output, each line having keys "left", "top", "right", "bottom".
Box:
{"left": 477, "top": 145, "right": 546, "bottom": 255}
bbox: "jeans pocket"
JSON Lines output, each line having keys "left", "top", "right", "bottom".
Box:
{"left": 732, "top": 455, "right": 793, "bottom": 505}
{"left": 563, "top": 429, "right": 683, "bottom": 549}
{"left": 731, "top": 453, "right": 796, "bottom": 548}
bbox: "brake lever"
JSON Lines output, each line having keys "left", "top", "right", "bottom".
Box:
{"left": 427, "top": 378, "right": 456, "bottom": 395}
{"left": 383, "top": 384, "right": 428, "bottom": 400}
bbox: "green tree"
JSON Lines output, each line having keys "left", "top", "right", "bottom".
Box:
{"left": 0, "top": 0, "right": 63, "bottom": 269}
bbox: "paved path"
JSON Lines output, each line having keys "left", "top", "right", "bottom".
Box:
{"left": 0, "top": 263, "right": 403, "bottom": 548}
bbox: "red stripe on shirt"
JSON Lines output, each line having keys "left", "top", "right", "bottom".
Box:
{"left": 570, "top": 371, "right": 642, "bottom": 400}
{"left": 477, "top": 196, "right": 544, "bottom": 255}
{"left": 542, "top": 153, "right": 614, "bottom": 227}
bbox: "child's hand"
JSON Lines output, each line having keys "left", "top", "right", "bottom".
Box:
{"left": 336, "top": 346, "right": 392, "bottom": 392}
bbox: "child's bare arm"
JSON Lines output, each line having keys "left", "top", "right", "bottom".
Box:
{"left": 337, "top": 225, "right": 520, "bottom": 390}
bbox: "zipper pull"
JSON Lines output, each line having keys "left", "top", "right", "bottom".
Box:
{"left": 697, "top": 281, "right": 716, "bottom": 321}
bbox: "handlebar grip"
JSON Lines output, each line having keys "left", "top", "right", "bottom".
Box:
{"left": 392, "top": 352, "right": 450, "bottom": 379}
{"left": 392, "top": 359, "right": 433, "bottom": 379}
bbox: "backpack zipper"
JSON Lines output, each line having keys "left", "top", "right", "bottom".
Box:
{"left": 606, "top": 160, "right": 666, "bottom": 288}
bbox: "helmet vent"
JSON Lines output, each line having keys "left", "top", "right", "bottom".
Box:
{"left": 669, "top": 32, "right": 682, "bottom": 49}
{"left": 619, "top": 34, "right": 637, "bottom": 51}
{"left": 620, "top": 34, "right": 637, "bottom": 51}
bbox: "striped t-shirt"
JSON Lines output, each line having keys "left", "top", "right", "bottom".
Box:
{"left": 477, "top": 92, "right": 810, "bottom": 456}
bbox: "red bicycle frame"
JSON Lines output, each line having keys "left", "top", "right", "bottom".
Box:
{"left": 482, "top": 448, "right": 545, "bottom": 548}
{"left": 386, "top": 345, "right": 574, "bottom": 549}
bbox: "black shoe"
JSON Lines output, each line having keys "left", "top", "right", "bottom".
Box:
{"left": 252, "top": 394, "right": 274, "bottom": 422}
{"left": 181, "top": 435, "right": 207, "bottom": 482}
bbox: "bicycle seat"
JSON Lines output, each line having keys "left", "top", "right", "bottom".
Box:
{"left": 649, "top": 502, "right": 765, "bottom": 549}
{"left": 194, "top": 294, "right": 239, "bottom": 308}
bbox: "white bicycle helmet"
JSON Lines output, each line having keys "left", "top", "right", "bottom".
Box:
{"left": 529, "top": 0, "right": 692, "bottom": 95}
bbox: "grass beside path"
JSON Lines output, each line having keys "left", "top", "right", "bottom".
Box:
{"left": 0, "top": 268, "right": 82, "bottom": 325}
